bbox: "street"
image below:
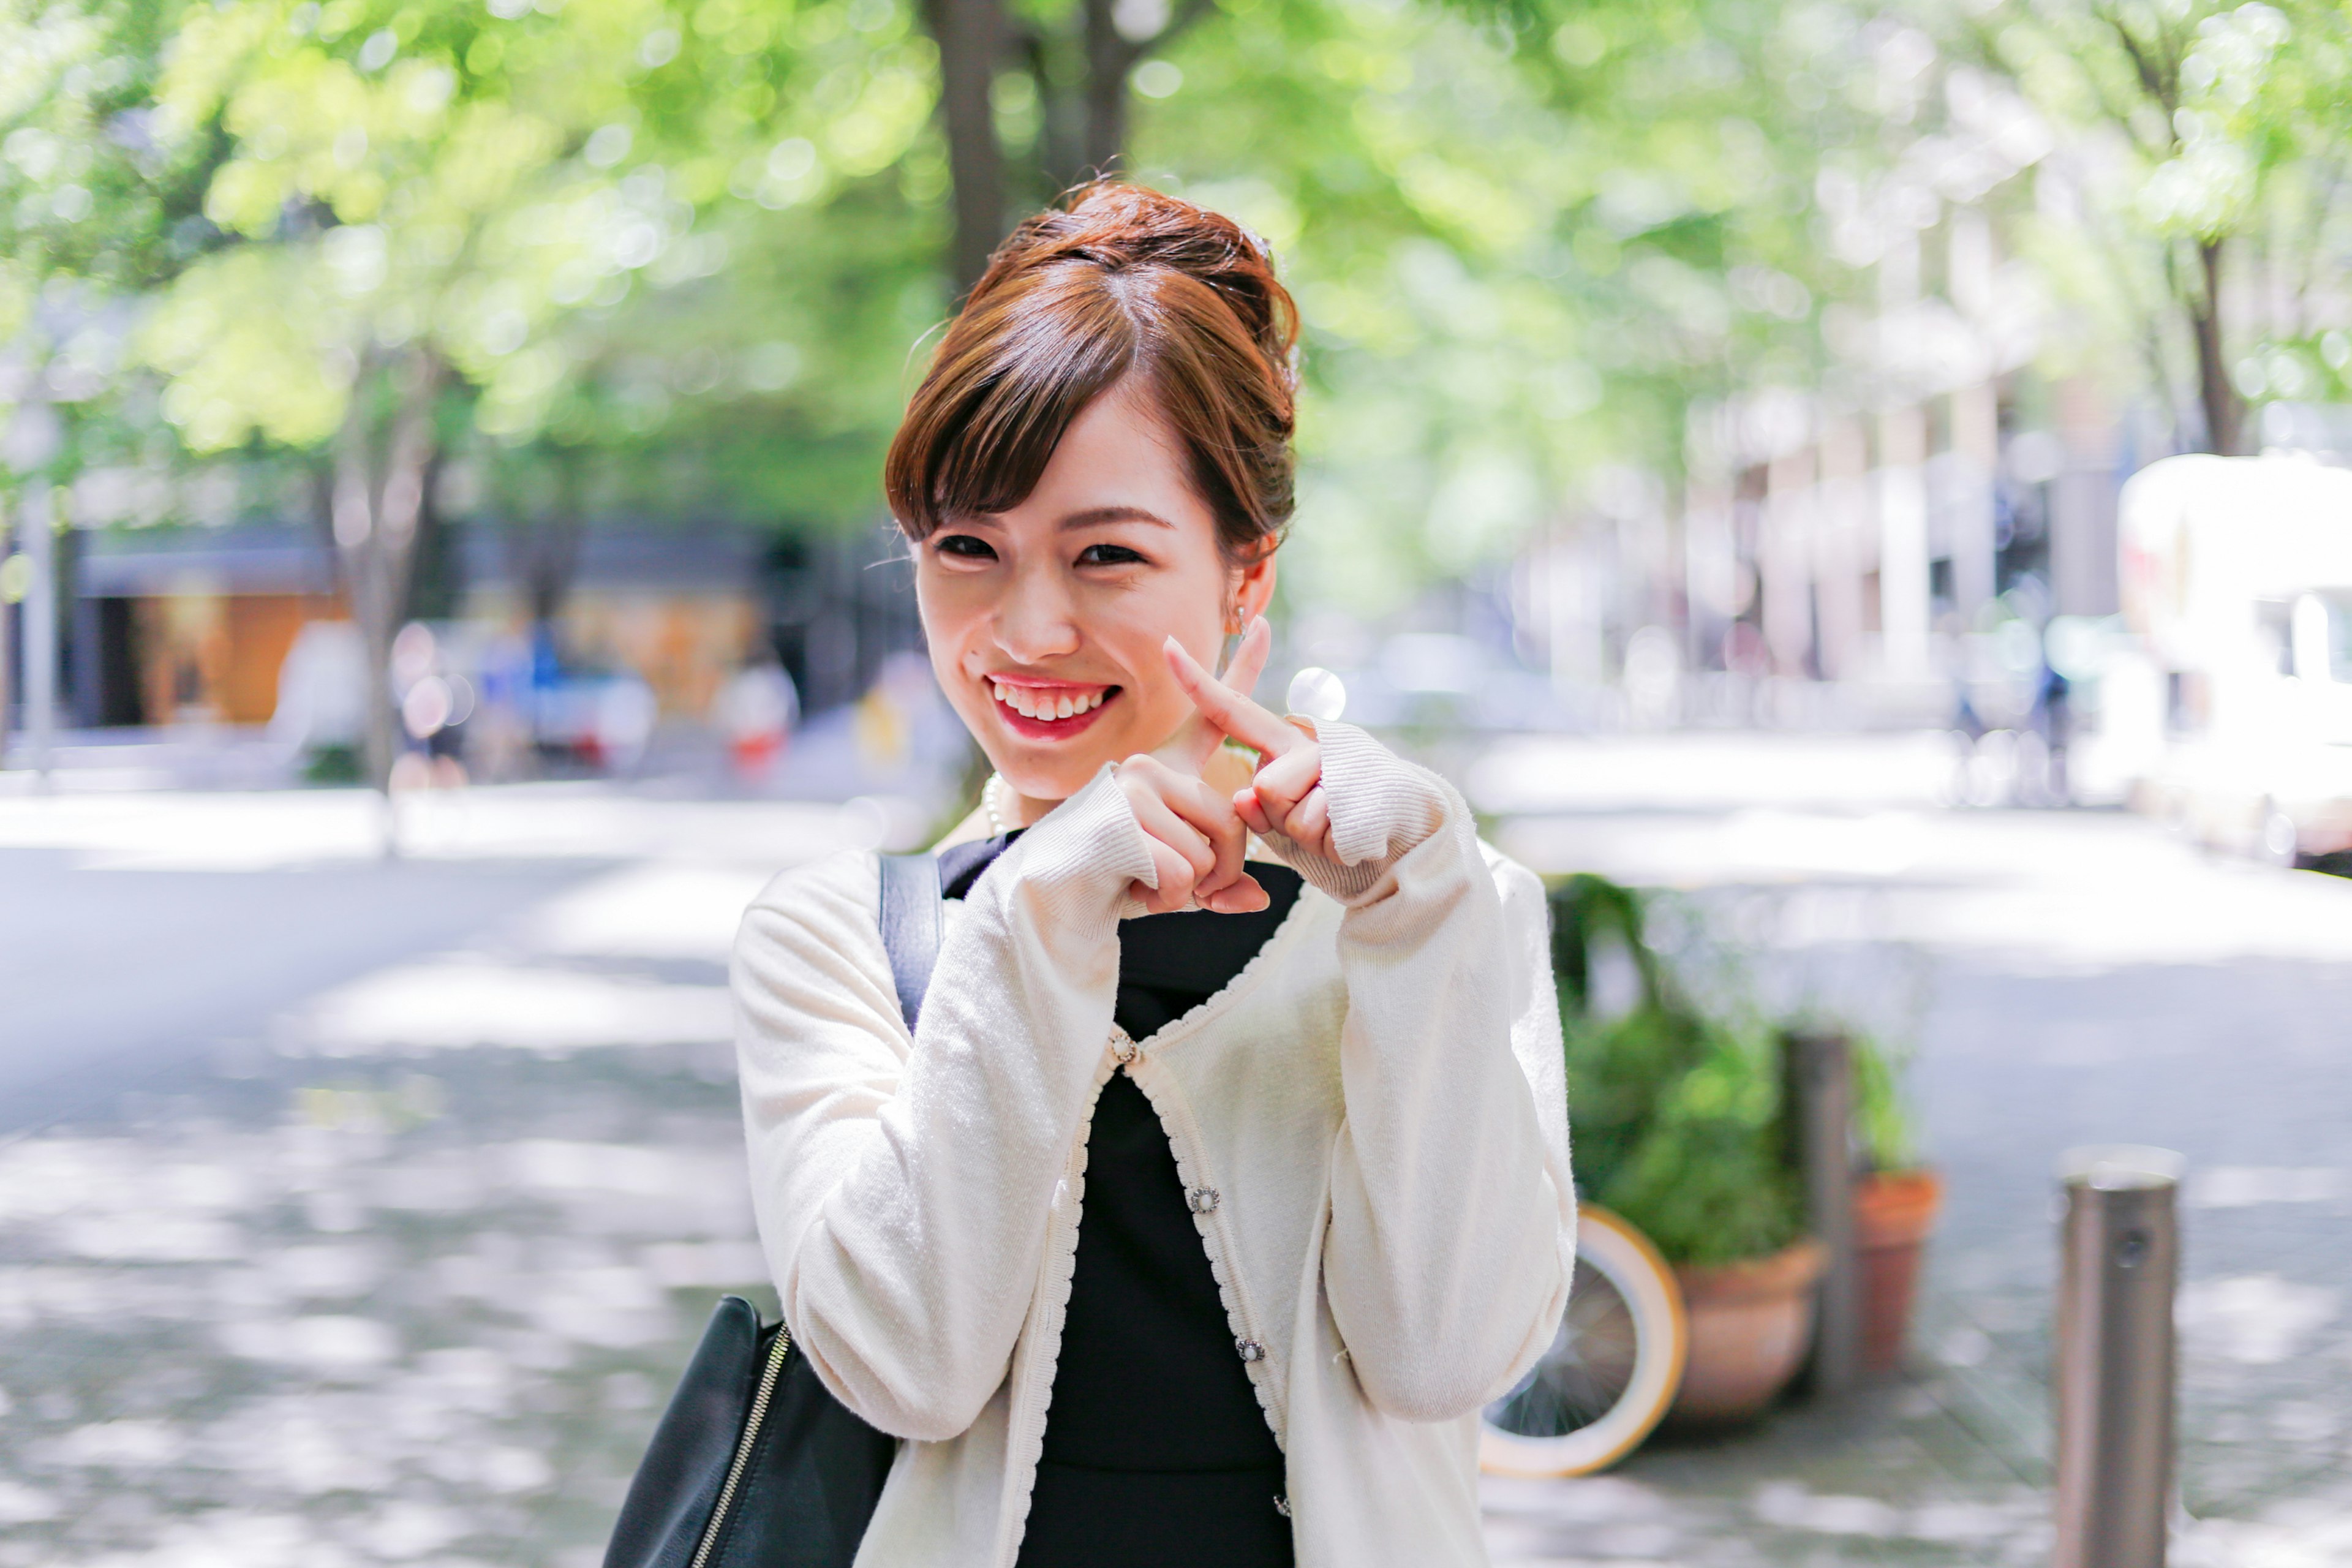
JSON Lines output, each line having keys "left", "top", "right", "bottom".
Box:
{"left": 1, "top": 737, "right": 2348, "bottom": 1565}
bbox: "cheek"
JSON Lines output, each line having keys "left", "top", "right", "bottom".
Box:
{"left": 1091, "top": 586, "right": 1226, "bottom": 725}
{"left": 917, "top": 580, "right": 983, "bottom": 687}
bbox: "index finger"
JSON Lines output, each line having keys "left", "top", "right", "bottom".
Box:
{"left": 1219, "top": 613, "right": 1272, "bottom": 704}
{"left": 1161, "top": 616, "right": 1271, "bottom": 774}
{"left": 1164, "top": 633, "right": 1300, "bottom": 760}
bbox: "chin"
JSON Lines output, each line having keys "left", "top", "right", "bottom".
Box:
{"left": 973, "top": 697, "right": 1159, "bottom": 807}
{"left": 995, "top": 748, "right": 1118, "bottom": 805}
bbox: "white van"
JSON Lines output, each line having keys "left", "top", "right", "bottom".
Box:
{"left": 2111, "top": 453, "right": 2352, "bottom": 861}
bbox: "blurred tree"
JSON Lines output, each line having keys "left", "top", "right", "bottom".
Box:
{"left": 0, "top": 1, "right": 236, "bottom": 512}
{"left": 1961, "top": 0, "right": 2352, "bottom": 453}
{"left": 1112, "top": 0, "right": 1865, "bottom": 614}
{"left": 138, "top": 0, "right": 642, "bottom": 784}
{"left": 115, "top": 0, "right": 940, "bottom": 782}
{"left": 921, "top": 0, "right": 1223, "bottom": 292}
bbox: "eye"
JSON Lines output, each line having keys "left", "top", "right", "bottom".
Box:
{"left": 933, "top": 533, "right": 997, "bottom": 561}
{"left": 1076, "top": 542, "right": 1147, "bottom": 567}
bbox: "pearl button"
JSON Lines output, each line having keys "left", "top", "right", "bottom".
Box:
{"left": 1236, "top": 1338, "right": 1265, "bottom": 1363}
{"left": 1187, "top": 1187, "right": 1220, "bottom": 1214}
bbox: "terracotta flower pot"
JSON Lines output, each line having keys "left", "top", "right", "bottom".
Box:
{"left": 1667, "top": 1237, "right": 1826, "bottom": 1425}
{"left": 1853, "top": 1168, "right": 1943, "bottom": 1377}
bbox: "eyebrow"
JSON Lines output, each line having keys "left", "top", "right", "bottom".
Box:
{"left": 1059, "top": 505, "right": 1175, "bottom": 531}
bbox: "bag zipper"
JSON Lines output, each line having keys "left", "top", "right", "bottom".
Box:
{"left": 690, "top": 1322, "right": 793, "bottom": 1568}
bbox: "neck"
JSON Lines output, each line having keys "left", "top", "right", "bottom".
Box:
{"left": 993, "top": 774, "right": 1056, "bottom": 831}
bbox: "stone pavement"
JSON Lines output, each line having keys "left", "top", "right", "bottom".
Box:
{"left": 1483, "top": 774, "right": 2352, "bottom": 1567}
{"left": 2, "top": 756, "right": 2350, "bottom": 1564}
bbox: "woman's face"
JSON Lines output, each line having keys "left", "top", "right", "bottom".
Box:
{"left": 914, "top": 377, "right": 1276, "bottom": 810}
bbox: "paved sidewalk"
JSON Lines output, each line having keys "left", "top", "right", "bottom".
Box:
{"left": 3, "top": 755, "right": 2349, "bottom": 1564}
{"left": 1483, "top": 783, "right": 2352, "bottom": 1567}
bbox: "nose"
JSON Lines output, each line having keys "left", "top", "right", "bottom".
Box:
{"left": 990, "top": 557, "right": 1082, "bottom": 666}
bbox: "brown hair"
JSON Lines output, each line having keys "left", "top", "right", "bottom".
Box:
{"left": 884, "top": 181, "right": 1300, "bottom": 562}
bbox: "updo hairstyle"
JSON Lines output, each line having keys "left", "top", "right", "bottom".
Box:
{"left": 884, "top": 181, "right": 1300, "bottom": 564}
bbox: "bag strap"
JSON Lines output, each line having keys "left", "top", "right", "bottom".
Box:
{"left": 876, "top": 852, "right": 944, "bottom": 1033}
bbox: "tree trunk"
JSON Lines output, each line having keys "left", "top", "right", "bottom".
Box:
{"left": 402, "top": 446, "right": 455, "bottom": 622}
{"left": 1081, "top": 0, "right": 1130, "bottom": 181}
{"left": 927, "top": 0, "right": 1011, "bottom": 296}
{"left": 333, "top": 349, "right": 445, "bottom": 796}
{"left": 926, "top": 0, "right": 1213, "bottom": 294}
{"left": 2192, "top": 239, "right": 2243, "bottom": 455}
{"left": 505, "top": 445, "right": 586, "bottom": 649}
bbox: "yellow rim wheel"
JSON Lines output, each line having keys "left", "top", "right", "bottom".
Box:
{"left": 1480, "top": 1204, "right": 1688, "bottom": 1478}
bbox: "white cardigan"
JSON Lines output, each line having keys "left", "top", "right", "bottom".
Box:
{"left": 731, "top": 723, "right": 1574, "bottom": 1567}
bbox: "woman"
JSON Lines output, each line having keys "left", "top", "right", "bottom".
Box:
{"left": 733, "top": 183, "right": 1574, "bottom": 1568}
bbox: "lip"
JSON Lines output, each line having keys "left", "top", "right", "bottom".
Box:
{"left": 985, "top": 675, "right": 1121, "bottom": 742}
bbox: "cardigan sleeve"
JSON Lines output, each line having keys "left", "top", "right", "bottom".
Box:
{"left": 1265, "top": 722, "right": 1577, "bottom": 1422}
{"left": 731, "top": 767, "right": 1158, "bottom": 1441}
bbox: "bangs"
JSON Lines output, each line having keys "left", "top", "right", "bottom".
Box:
{"left": 885, "top": 266, "right": 1141, "bottom": 538}
{"left": 884, "top": 181, "right": 1299, "bottom": 561}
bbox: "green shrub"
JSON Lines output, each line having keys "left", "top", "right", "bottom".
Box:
{"left": 1848, "top": 1023, "right": 1920, "bottom": 1174}
{"left": 1551, "top": 875, "right": 1806, "bottom": 1268}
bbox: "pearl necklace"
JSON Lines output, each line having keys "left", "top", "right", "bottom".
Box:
{"left": 982, "top": 774, "right": 1012, "bottom": 837}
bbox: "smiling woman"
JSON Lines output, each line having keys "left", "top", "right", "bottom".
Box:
{"left": 728, "top": 181, "right": 1577, "bottom": 1568}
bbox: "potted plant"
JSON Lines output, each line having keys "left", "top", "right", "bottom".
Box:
{"left": 1551, "top": 876, "right": 1823, "bottom": 1425}
{"left": 1848, "top": 1029, "right": 1943, "bottom": 1378}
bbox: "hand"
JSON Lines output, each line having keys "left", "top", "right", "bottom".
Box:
{"left": 1162, "top": 621, "right": 1339, "bottom": 865}
{"left": 1114, "top": 617, "right": 1274, "bottom": 915}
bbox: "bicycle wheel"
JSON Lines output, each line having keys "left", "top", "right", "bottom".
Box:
{"left": 1480, "top": 1204, "right": 1687, "bottom": 1477}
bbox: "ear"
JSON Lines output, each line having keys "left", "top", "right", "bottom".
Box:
{"left": 1231, "top": 540, "right": 1278, "bottom": 624}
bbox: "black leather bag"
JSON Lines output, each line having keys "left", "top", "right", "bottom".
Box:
{"left": 603, "top": 852, "right": 943, "bottom": 1568}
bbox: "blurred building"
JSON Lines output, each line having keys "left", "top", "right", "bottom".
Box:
{"left": 35, "top": 518, "right": 921, "bottom": 738}
{"left": 458, "top": 526, "right": 769, "bottom": 718}
{"left": 71, "top": 525, "right": 342, "bottom": 727}
{"left": 1501, "top": 127, "right": 2166, "bottom": 735}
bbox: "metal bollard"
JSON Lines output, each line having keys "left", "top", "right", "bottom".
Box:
{"left": 2054, "top": 1145, "right": 2184, "bottom": 1568}
{"left": 1785, "top": 1028, "right": 1858, "bottom": 1398}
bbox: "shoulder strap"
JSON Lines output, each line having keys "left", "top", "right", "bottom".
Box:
{"left": 876, "top": 852, "right": 944, "bottom": 1033}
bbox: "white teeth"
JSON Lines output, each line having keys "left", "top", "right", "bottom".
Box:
{"left": 992, "top": 684, "right": 1107, "bottom": 722}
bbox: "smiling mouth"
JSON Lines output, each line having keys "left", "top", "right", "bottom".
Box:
{"left": 989, "top": 679, "right": 1119, "bottom": 735}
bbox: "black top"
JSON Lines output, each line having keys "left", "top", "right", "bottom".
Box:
{"left": 939, "top": 834, "right": 1303, "bottom": 1568}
